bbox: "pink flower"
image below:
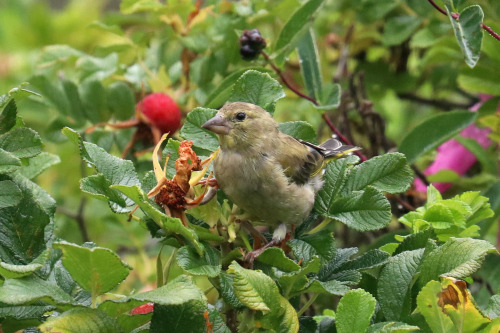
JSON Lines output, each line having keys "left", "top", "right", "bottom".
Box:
{"left": 414, "top": 95, "right": 496, "bottom": 193}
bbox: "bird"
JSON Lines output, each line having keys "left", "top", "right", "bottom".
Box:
{"left": 201, "top": 102, "right": 360, "bottom": 258}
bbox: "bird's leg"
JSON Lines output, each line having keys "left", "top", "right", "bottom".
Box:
{"left": 244, "top": 223, "right": 288, "bottom": 266}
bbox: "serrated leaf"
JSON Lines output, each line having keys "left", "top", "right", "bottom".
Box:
{"left": 29, "top": 75, "right": 71, "bottom": 116}
{"left": 0, "top": 176, "right": 51, "bottom": 265}
{"left": 301, "top": 279, "right": 350, "bottom": 296}
{"left": 0, "top": 302, "right": 55, "bottom": 320}
{"left": 318, "top": 247, "right": 358, "bottom": 282}
{"left": 297, "top": 28, "right": 322, "bottom": 102}
{"left": 288, "top": 231, "right": 335, "bottom": 264}
{"left": 228, "top": 70, "right": 285, "bottom": 113}
{"left": 0, "top": 99, "right": 17, "bottom": 135}
{"left": 63, "top": 127, "right": 141, "bottom": 213}
{"left": 39, "top": 308, "right": 122, "bottom": 333}
{"left": 327, "top": 187, "right": 392, "bottom": 231}
{"left": 219, "top": 272, "right": 244, "bottom": 308}
{"left": 314, "top": 156, "right": 358, "bottom": 215}
{"left": 205, "top": 67, "right": 270, "bottom": 108}
{"left": 77, "top": 53, "right": 118, "bottom": 83}
{"left": 378, "top": 249, "right": 425, "bottom": 321}
{"left": 0, "top": 275, "right": 74, "bottom": 306}
{"left": 61, "top": 79, "right": 86, "bottom": 125}
{"left": 336, "top": 289, "right": 376, "bottom": 333}
{"left": 367, "top": 321, "right": 420, "bottom": 333}
{"left": 446, "top": 4, "right": 484, "bottom": 68}
{"left": 257, "top": 247, "right": 300, "bottom": 272}
{"left": 0, "top": 128, "right": 42, "bottom": 159}
{"left": 0, "top": 249, "right": 49, "bottom": 279}
{"left": 80, "top": 174, "right": 128, "bottom": 207}
{"left": 343, "top": 153, "right": 413, "bottom": 194}
{"left": 180, "top": 107, "right": 219, "bottom": 152}
{"left": 79, "top": 79, "right": 110, "bottom": 123}
{"left": 339, "top": 249, "right": 390, "bottom": 271}
{"left": 419, "top": 237, "right": 497, "bottom": 287}
{"left": 275, "top": 0, "right": 324, "bottom": 61}
{"left": 382, "top": 16, "right": 422, "bottom": 46}
{"left": 142, "top": 275, "right": 208, "bottom": 333}
{"left": 279, "top": 121, "right": 317, "bottom": 144}
{"left": 107, "top": 81, "right": 135, "bottom": 121}
{"left": 53, "top": 241, "right": 131, "bottom": 296}
{"left": 111, "top": 184, "right": 202, "bottom": 255}
{"left": 0, "top": 180, "right": 22, "bottom": 208}
{"left": 17, "top": 152, "right": 60, "bottom": 180}
{"left": 278, "top": 256, "right": 321, "bottom": 297}
{"left": 399, "top": 111, "right": 477, "bottom": 163}
{"left": 485, "top": 295, "right": 500, "bottom": 319}
{"left": 0, "top": 148, "right": 21, "bottom": 174}
{"left": 176, "top": 243, "right": 221, "bottom": 277}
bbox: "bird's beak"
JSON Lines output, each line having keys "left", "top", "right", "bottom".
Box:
{"left": 202, "top": 114, "right": 231, "bottom": 135}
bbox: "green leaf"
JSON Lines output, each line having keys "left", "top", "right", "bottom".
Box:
{"left": 179, "top": 107, "right": 219, "bottom": 152}
{"left": 39, "top": 308, "right": 121, "bottom": 333}
{"left": 18, "top": 152, "right": 60, "bottom": 180}
{"left": 338, "top": 249, "right": 390, "bottom": 271}
{"left": 142, "top": 275, "right": 208, "bottom": 333}
{"left": 278, "top": 121, "right": 317, "bottom": 144}
{"left": 0, "top": 180, "right": 22, "bottom": 209}
{"left": 367, "top": 322, "right": 420, "bottom": 333}
{"left": 353, "top": 0, "right": 398, "bottom": 23}
{"left": 219, "top": 272, "right": 244, "bottom": 308}
{"left": 61, "top": 79, "right": 86, "bottom": 124}
{"left": 419, "top": 237, "right": 497, "bottom": 287}
{"left": 275, "top": 0, "right": 324, "bottom": 58}
{"left": 327, "top": 187, "right": 392, "bottom": 231}
{"left": 485, "top": 295, "right": 500, "bottom": 319}
{"left": 398, "top": 111, "right": 477, "bottom": 163}
{"left": 378, "top": 249, "right": 425, "bottom": 321}
{"left": 29, "top": 75, "right": 71, "bottom": 116}
{"left": 313, "top": 83, "right": 341, "bottom": 110}
{"left": 257, "top": 247, "right": 300, "bottom": 272}
{"left": 0, "top": 148, "right": 21, "bottom": 174}
{"left": 0, "top": 99, "right": 17, "bottom": 135}
{"left": 343, "top": 153, "right": 413, "bottom": 194}
{"left": 297, "top": 28, "right": 322, "bottom": 102}
{"left": 176, "top": 243, "right": 221, "bottom": 277}
{"left": 227, "top": 261, "right": 275, "bottom": 311}
{"left": 228, "top": 70, "right": 286, "bottom": 113}
{"left": 314, "top": 156, "right": 358, "bottom": 215}
{"left": 111, "top": 184, "right": 203, "bottom": 255}
{"left": 53, "top": 241, "right": 131, "bottom": 296}
{"left": 301, "top": 279, "right": 350, "bottom": 296}
{"left": 458, "top": 63, "right": 500, "bottom": 95}
{"left": 382, "top": 16, "right": 422, "bottom": 46}
{"left": 63, "top": 127, "right": 141, "bottom": 213}
{"left": 107, "top": 81, "right": 136, "bottom": 121}
{"left": 0, "top": 128, "right": 42, "bottom": 159}
{"left": 0, "top": 302, "right": 55, "bottom": 320}
{"left": 0, "top": 176, "right": 51, "bottom": 265}
{"left": 336, "top": 289, "right": 376, "bottom": 333}
{"left": 446, "top": 4, "right": 484, "bottom": 68}
{"left": 79, "top": 80, "right": 110, "bottom": 123}
{"left": 0, "top": 275, "right": 74, "bottom": 306}
{"left": 205, "top": 67, "right": 270, "bottom": 108}
{"left": 78, "top": 53, "right": 118, "bottom": 82}
{"left": 288, "top": 231, "right": 336, "bottom": 264}
{"left": 0, "top": 250, "right": 49, "bottom": 279}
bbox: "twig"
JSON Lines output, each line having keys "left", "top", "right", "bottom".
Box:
{"left": 398, "top": 92, "right": 476, "bottom": 111}
{"left": 297, "top": 293, "right": 318, "bottom": 317}
{"left": 427, "top": 0, "right": 500, "bottom": 41}
{"left": 261, "top": 51, "right": 368, "bottom": 161}
{"left": 261, "top": 51, "right": 318, "bottom": 106}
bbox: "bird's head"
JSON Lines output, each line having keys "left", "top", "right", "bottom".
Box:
{"left": 202, "top": 102, "right": 278, "bottom": 150}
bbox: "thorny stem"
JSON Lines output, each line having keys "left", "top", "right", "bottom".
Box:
{"left": 427, "top": 0, "right": 500, "bottom": 41}
{"left": 260, "top": 51, "right": 368, "bottom": 161}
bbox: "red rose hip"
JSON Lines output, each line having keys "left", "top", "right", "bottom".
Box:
{"left": 136, "top": 93, "right": 182, "bottom": 134}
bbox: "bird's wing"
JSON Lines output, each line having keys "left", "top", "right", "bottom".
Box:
{"left": 276, "top": 137, "right": 361, "bottom": 185}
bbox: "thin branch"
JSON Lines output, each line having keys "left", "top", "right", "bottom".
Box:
{"left": 398, "top": 92, "right": 476, "bottom": 111}
{"left": 261, "top": 51, "right": 368, "bottom": 161}
{"left": 427, "top": 0, "right": 500, "bottom": 41}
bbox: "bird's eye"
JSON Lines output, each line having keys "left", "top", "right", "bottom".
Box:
{"left": 235, "top": 112, "right": 246, "bottom": 121}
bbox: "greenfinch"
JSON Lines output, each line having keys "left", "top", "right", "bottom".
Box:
{"left": 202, "top": 102, "right": 359, "bottom": 242}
